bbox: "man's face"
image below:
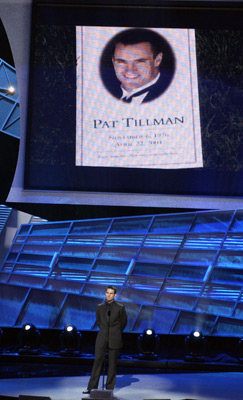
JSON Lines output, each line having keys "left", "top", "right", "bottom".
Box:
{"left": 105, "top": 288, "right": 116, "bottom": 303}
{"left": 112, "top": 41, "right": 162, "bottom": 92}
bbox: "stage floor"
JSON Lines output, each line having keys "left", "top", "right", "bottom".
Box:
{"left": 1, "top": 372, "right": 243, "bottom": 400}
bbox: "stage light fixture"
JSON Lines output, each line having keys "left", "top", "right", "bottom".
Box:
{"left": 59, "top": 324, "right": 82, "bottom": 356}
{"left": 137, "top": 328, "right": 160, "bottom": 360}
{"left": 184, "top": 329, "right": 206, "bottom": 362}
{"left": 8, "top": 85, "right": 15, "bottom": 94}
{"left": 18, "top": 323, "right": 41, "bottom": 355}
{"left": 0, "top": 85, "right": 15, "bottom": 95}
{"left": 237, "top": 338, "right": 243, "bottom": 363}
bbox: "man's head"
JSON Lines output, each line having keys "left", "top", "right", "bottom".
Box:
{"left": 112, "top": 29, "right": 163, "bottom": 92}
{"left": 105, "top": 285, "right": 117, "bottom": 303}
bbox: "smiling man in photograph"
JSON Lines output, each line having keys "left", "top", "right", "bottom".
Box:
{"left": 99, "top": 28, "right": 175, "bottom": 104}
{"left": 112, "top": 31, "right": 163, "bottom": 104}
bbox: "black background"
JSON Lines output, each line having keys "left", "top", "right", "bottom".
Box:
{"left": 24, "top": 2, "right": 243, "bottom": 198}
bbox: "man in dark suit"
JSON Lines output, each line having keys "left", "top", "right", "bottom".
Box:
{"left": 100, "top": 28, "right": 175, "bottom": 104}
{"left": 83, "top": 285, "right": 127, "bottom": 394}
{"left": 112, "top": 38, "right": 162, "bottom": 104}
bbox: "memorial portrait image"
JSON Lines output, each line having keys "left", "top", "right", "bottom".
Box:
{"left": 99, "top": 28, "right": 176, "bottom": 104}
{"left": 76, "top": 26, "right": 202, "bottom": 170}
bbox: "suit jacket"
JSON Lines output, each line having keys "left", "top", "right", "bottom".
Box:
{"left": 105, "top": 69, "right": 172, "bottom": 103}
{"left": 95, "top": 301, "right": 127, "bottom": 350}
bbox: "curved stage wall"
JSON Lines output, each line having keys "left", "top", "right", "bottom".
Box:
{"left": 1, "top": 209, "right": 243, "bottom": 337}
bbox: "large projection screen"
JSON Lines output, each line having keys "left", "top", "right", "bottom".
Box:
{"left": 7, "top": 0, "right": 243, "bottom": 210}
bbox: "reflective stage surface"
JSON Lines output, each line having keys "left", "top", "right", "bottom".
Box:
{"left": 1, "top": 372, "right": 243, "bottom": 400}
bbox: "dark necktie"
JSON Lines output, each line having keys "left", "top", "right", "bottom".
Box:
{"left": 122, "top": 86, "right": 150, "bottom": 103}
{"left": 106, "top": 303, "right": 111, "bottom": 319}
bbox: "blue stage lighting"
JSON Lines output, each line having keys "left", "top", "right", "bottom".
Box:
{"left": 18, "top": 323, "right": 41, "bottom": 355}
{"left": 185, "top": 329, "right": 206, "bottom": 362}
{"left": 60, "top": 324, "right": 82, "bottom": 356}
{"left": 137, "top": 328, "right": 160, "bottom": 360}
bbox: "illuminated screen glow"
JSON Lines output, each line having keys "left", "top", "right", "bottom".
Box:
{"left": 7, "top": 1, "right": 241, "bottom": 207}
{"left": 76, "top": 27, "right": 202, "bottom": 170}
